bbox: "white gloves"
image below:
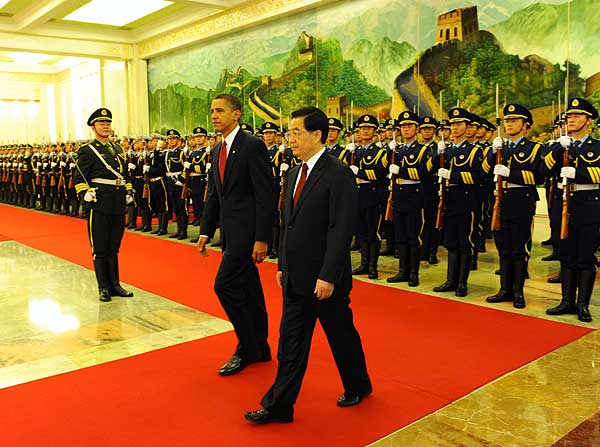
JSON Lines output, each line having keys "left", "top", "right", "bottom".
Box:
{"left": 280, "top": 162, "right": 289, "bottom": 172}
{"left": 51, "top": 162, "right": 57, "bottom": 168}
{"left": 279, "top": 144, "right": 286, "bottom": 154}
{"left": 183, "top": 161, "right": 191, "bottom": 170}
{"left": 175, "top": 181, "right": 183, "bottom": 187}
{"left": 17, "top": 163, "right": 22, "bottom": 168}
{"left": 560, "top": 166, "right": 576, "bottom": 179}
{"left": 83, "top": 189, "right": 97, "bottom": 202}
{"left": 37, "top": 162, "right": 42, "bottom": 168}
{"left": 143, "top": 165, "right": 150, "bottom": 174}
{"left": 389, "top": 164, "right": 400, "bottom": 175}
{"left": 126, "top": 194, "right": 134, "bottom": 204}
{"left": 437, "top": 141, "right": 446, "bottom": 154}
{"left": 559, "top": 135, "right": 571, "bottom": 149}
{"left": 128, "top": 163, "right": 136, "bottom": 170}
{"left": 142, "top": 150, "right": 148, "bottom": 157}
{"left": 206, "top": 162, "right": 212, "bottom": 171}
{"left": 43, "top": 163, "right": 48, "bottom": 168}
{"left": 205, "top": 147, "right": 211, "bottom": 153}
{"left": 70, "top": 163, "right": 76, "bottom": 169}
{"left": 346, "top": 143, "right": 356, "bottom": 153}
{"left": 350, "top": 165, "right": 359, "bottom": 175}
{"left": 493, "top": 164, "right": 510, "bottom": 177}
{"left": 388, "top": 140, "right": 397, "bottom": 151}
{"left": 438, "top": 168, "right": 451, "bottom": 180}
{"left": 492, "top": 137, "right": 503, "bottom": 154}
{"left": 60, "top": 161, "right": 67, "bottom": 168}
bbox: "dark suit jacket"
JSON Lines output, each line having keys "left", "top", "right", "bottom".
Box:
{"left": 200, "top": 128, "right": 274, "bottom": 257}
{"left": 278, "top": 152, "right": 357, "bottom": 297}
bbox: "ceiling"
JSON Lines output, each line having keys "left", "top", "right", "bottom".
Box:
{"left": 0, "top": 0, "right": 249, "bottom": 72}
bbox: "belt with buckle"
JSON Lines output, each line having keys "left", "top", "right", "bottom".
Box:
{"left": 558, "top": 183, "right": 599, "bottom": 191}
{"left": 395, "top": 179, "right": 420, "bottom": 185}
{"left": 150, "top": 176, "right": 163, "bottom": 182}
{"left": 91, "top": 178, "right": 126, "bottom": 187}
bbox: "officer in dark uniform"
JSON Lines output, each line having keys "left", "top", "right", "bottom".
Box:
{"left": 545, "top": 97, "right": 600, "bottom": 322}
{"left": 386, "top": 111, "right": 431, "bottom": 286}
{"left": 326, "top": 118, "right": 349, "bottom": 163}
{"left": 74, "top": 108, "right": 134, "bottom": 302}
{"left": 433, "top": 108, "right": 483, "bottom": 297}
{"left": 418, "top": 116, "right": 441, "bottom": 264}
{"left": 485, "top": 104, "right": 544, "bottom": 309}
{"left": 262, "top": 121, "right": 282, "bottom": 258}
{"left": 130, "top": 137, "right": 152, "bottom": 232}
{"left": 187, "top": 126, "right": 210, "bottom": 235}
{"left": 350, "top": 114, "right": 388, "bottom": 279}
{"left": 164, "top": 129, "right": 189, "bottom": 239}
{"left": 145, "top": 133, "right": 169, "bottom": 235}
{"left": 465, "top": 114, "right": 486, "bottom": 270}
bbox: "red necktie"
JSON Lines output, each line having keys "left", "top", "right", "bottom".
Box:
{"left": 219, "top": 140, "right": 227, "bottom": 183}
{"left": 293, "top": 163, "right": 308, "bottom": 207}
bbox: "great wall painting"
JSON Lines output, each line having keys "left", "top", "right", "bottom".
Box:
{"left": 147, "top": 0, "right": 600, "bottom": 138}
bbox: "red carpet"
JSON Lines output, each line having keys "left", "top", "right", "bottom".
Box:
{"left": 0, "top": 204, "right": 593, "bottom": 446}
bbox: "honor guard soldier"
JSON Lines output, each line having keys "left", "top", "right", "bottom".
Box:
{"left": 434, "top": 108, "right": 484, "bottom": 297}
{"left": 144, "top": 133, "right": 169, "bottom": 235}
{"left": 465, "top": 114, "right": 486, "bottom": 270}
{"left": 545, "top": 97, "right": 600, "bottom": 322}
{"left": 131, "top": 137, "right": 152, "bottom": 232}
{"left": 187, "top": 126, "right": 210, "bottom": 232}
{"left": 263, "top": 121, "right": 283, "bottom": 258}
{"left": 74, "top": 108, "right": 134, "bottom": 302}
{"left": 240, "top": 123, "right": 254, "bottom": 134}
{"left": 326, "top": 118, "right": 349, "bottom": 163}
{"left": 164, "top": 129, "right": 189, "bottom": 239}
{"left": 419, "top": 116, "right": 441, "bottom": 264}
{"left": 485, "top": 104, "right": 544, "bottom": 309}
{"left": 386, "top": 111, "right": 431, "bottom": 286}
{"left": 349, "top": 114, "right": 388, "bottom": 279}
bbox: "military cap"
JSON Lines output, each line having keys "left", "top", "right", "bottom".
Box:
{"left": 87, "top": 108, "right": 112, "bottom": 126}
{"left": 440, "top": 119, "right": 451, "bottom": 129}
{"left": 240, "top": 123, "right": 254, "bottom": 134}
{"left": 553, "top": 114, "right": 563, "bottom": 127}
{"left": 448, "top": 108, "right": 472, "bottom": 123}
{"left": 396, "top": 111, "right": 420, "bottom": 126}
{"left": 566, "top": 97, "right": 599, "bottom": 119}
{"left": 482, "top": 119, "right": 496, "bottom": 132}
{"left": 166, "top": 129, "right": 181, "bottom": 138}
{"left": 469, "top": 114, "right": 482, "bottom": 127}
{"left": 356, "top": 114, "right": 379, "bottom": 128}
{"left": 261, "top": 121, "right": 278, "bottom": 132}
{"left": 383, "top": 118, "right": 397, "bottom": 129}
{"left": 419, "top": 116, "right": 439, "bottom": 128}
{"left": 503, "top": 103, "right": 533, "bottom": 125}
{"left": 327, "top": 117, "right": 343, "bottom": 131}
{"left": 192, "top": 127, "right": 208, "bottom": 136}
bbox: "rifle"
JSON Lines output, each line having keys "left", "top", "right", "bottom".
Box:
{"left": 435, "top": 147, "right": 446, "bottom": 229}
{"left": 278, "top": 148, "right": 288, "bottom": 214}
{"left": 17, "top": 155, "right": 23, "bottom": 185}
{"left": 41, "top": 157, "right": 47, "bottom": 188}
{"left": 142, "top": 151, "right": 150, "bottom": 200}
{"left": 203, "top": 145, "right": 211, "bottom": 202}
{"left": 68, "top": 153, "right": 75, "bottom": 189}
{"left": 384, "top": 144, "right": 396, "bottom": 221}
{"left": 491, "top": 84, "right": 503, "bottom": 231}
{"left": 560, "top": 143, "right": 571, "bottom": 239}
{"left": 181, "top": 149, "right": 191, "bottom": 200}
{"left": 58, "top": 154, "right": 67, "bottom": 197}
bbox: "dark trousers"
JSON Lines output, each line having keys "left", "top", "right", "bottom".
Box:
{"left": 87, "top": 209, "right": 126, "bottom": 289}
{"left": 393, "top": 206, "right": 425, "bottom": 247}
{"left": 149, "top": 179, "right": 167, "bottom": 212}
{"left": 261, "top": 285, "right": 371, "bottom": 414}
{"left": 561, "top": 221, "right": 600, "bottom": 271}
{"left": 493, "top": 214, "right": 534, "bottom": 262}
{"left": 214, "top": 253, "right": 269, "bottom": 359}
{"left": 444, "top": 211, "right": 476, "bottom": 255}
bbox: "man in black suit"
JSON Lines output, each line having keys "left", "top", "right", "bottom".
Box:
{"left": 198, "top": 94, "right": 274, "bottom": 376}
{"left": 244, "top": 107, "right": 372, "bottom": 424}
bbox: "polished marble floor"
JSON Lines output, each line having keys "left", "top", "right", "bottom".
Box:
{"left": 2, "top": 208, "right": 599, "bottom": 446}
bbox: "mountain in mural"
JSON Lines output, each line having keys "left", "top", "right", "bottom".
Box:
{"left": 347, "top": 37, "right": 416, "bottom": 93}
{"left": 489, "top": 0, "right": 600, "bottom": 78}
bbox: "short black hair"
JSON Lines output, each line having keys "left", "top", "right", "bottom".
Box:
{"left": 213, "top": 93, "right": 242, "bottom": 112}
{"left": 291, "top": 107, "right": 328, "bottom": 144}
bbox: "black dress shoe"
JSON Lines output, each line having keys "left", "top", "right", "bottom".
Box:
{"left": 513, "top": 293, "right": 526, "bottom": 309}
{"left": 577, "top": 304, "right": 592, "bottom": 323}
{"left": 542, "top": 252, "right": 559, "bottom": 262}
{"left": 190, "top": 237, "right": 199, "bottom": 243}
{"left": 109, "top": 285, "right": 133, "bottom": 297}
{"left": 408, "top": 273, "right": 419, "bottom": 287}
{"left": 546, "top": 301, "right": 576, "bottom": 315}
{"left": 541, "top": 238, "right": 553, "bottom": 246}
{"left": 99, "top": 288, "right": 111, "bottom": 302}
{"left": 433, "top": 281, "right": 456, "bottom": 292}
{"left": 486, "top": 289, "right": 513, "bottom": 303}
{"left": 337, "top": 391, "right": 371, "bottom": 407}
{"left": 547, "top": 273, "right": 561, "bottom": 283}
{"left": 244, "top": 409, "right": 293, "bottom": 424}
{"left": 268, "top": 251, "right": 278, "bottom": 259}
{"left": 455, "top": 283, "right": 468, "bottom": 297}
{"left": 218, "top": 355, "right": 246, "bottom": 376}
{"left": 428, "top": 253, "right": 439, "bottom": 265}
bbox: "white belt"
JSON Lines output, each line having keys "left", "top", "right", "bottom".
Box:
{"left": 150, "top": 176, "right": 163, "bottom": 182}
{"left": 505, "top": 183, "right": 527, "bottom": 189}
{"left": 167, "top": 172, "right": 182, "bottom": 177}
{"left": 395, "top": 179, "right": 420, "bottom": 185}
{"left": 356, "top": 179, "right": 372, "bottom": 185}
{"left": 189, "top": 173, "right": 206, "bottom": 177}
{"left": 91, "top": 178, "right": 126, "bottom": 186}
{"left": 558, "top": 183, "right": 599, "bottom": 191}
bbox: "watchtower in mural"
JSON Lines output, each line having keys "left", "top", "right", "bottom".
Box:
{"left": 435, "top": 6, "right": 479, "bottom": 45}
{"left": 326, "top": 96, "right": 347, "bottom": 120}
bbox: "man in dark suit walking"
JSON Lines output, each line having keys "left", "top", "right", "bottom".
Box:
{"left": 244, "top": 107, "right": 372, "bottom": 424}
{"left": 198, "top": 94, "right": 274, "bottom": 376}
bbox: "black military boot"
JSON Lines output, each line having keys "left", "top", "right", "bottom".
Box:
{"left": 408, "top": 245, "right": 420, "bottom": 287}
{"left": 352, "top": 241, "right": 369, "bottom": 275}
{"left": 546, "top": 266, "right": 577, "bottom": 316}
{"left": 547, "top": 269, "right": 562, "bottom": 284}
{"left": 434, "top": 250, "right": 459, "bottom": 292}
{"left": 428, "top": 230, "right": 439, "bottom": 265}
{"left": 93, "top": 257, "right": 111, "bottom": 302}
{"left": 487, "top": 257, "right": 514, "bottom": 303}
{"left": 158, "top": 213, "right": 169, "bottom": 235}
{"left": 169, "top": 214, "right": 182, "bottom": 238}
{"left": 512, "top": 259, "right": 527, "bottom": 309}
{"left": 178, "top": 215, "right": 189, "bottom": 240}
{"left": 576, "top": 270, "right": 595, "bottom": 323}
{"left": 387, "top": 245, "right": 409, "bottom": 283}
{"left": 69, "top": 198, "right": 78, "bottom": 216}
{"left": 542, "top": 250, "right": 559, "bottom": 262}
{"left": 126, "top": 206, "right": 138, "bottom": 229}
{"left": 151, "top": 212, "right": 163, "bottom": 234}
{"left": 106, "top": 255, "right": 133, "bottom": 297}
{"left": 455, "top": 252, "right": 472, "bottom": 297}
{"left": 368, "top": 241, "right": 380, "bottom": 279}
{"left": 141, "top": 210, "right": 152, "bottom": 232}
{"left": 470, "top": 250, "right": 478, "bottom": 271}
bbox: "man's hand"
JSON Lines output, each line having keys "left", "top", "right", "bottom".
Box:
{"left": 252, "top": 241, "right": 268, "bottom": 264}
{"left": 197, "top": 235, "right": 209, "bottom": 257}
{"left": 276, "top": 271, "right": 283, "bottom": 288}
{"left": 314, "top": 279, "right": 334, "bottom": 300}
